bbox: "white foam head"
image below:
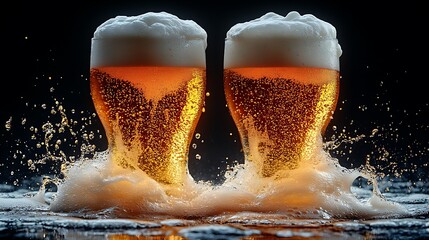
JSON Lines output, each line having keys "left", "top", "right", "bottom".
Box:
{"left": 224, "top": 11, "right": 342, "bottom": 70}
{"left": 91, "top": 12, "right": 207, "bottom": 68}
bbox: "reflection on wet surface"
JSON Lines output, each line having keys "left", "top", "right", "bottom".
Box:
{"left": 1, "top": 182, "right": 428, "bottom": 239}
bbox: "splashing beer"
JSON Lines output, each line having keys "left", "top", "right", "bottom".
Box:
{"left": 224, "top": 12, "right": 342, "bottom": 177}
{"left": 90, "top": 12, "right": 207, "bottom": 185}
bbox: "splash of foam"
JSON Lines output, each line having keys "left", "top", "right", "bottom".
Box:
{"left": 49, "top": 137, "right": 407, "bottom": 219}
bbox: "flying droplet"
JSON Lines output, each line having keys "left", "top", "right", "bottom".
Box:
{"left": 5, "top": 117, "right": 12, "bottom": 131}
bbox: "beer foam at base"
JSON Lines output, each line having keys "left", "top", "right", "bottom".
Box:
{"left": 49, "top": 147, "right": 407, "bottom": 219}
{"left": 224, "top": 11, "right": 342, "bottom": 71}
{"left": 91, "top": 12, "right": 207, "bottom": 68}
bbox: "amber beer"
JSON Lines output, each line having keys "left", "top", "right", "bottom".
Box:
{"left": 90, "top": 66, "right": 205, "bottom": 184}
{"left": 90, "top": 12, "right": 207, "bottom": 185}
{"left": 224, "top": 67, "right": 339, "bottom": 177}
{"left": 224, "top": 12, "right": 342, "bottom": 177}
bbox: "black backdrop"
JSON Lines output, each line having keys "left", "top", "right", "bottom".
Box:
{"left": 1, "top": 1, "right": 427, "bottom": 186}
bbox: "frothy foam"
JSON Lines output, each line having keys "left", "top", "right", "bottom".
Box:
{"left": 49, "top": 146, "right": 407, "bottom": 219}
{"left": 224, "top": 11, "right": 342, "bottom": 70}
{"left": 91, "top": 12, "right": 207, "bottom": 68}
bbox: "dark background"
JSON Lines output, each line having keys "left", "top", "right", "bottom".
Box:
{"left": 1, "top": 1, "right": 427, "bottom": 186}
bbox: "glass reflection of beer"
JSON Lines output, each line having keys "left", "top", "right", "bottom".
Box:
{"left": 224, "top": 11, "right": 342, "bottom": 177}
{"left": 90, "top": 12, "right": 207, "bottom": 185}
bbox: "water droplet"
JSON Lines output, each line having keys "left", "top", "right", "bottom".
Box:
{"left": 5, "top": 117, "right": 12, "bottom": 131}
{"left": 195, "top": 154, "right": 201, "bottom": 160}
{"left": 370, "top": 129, "right": 379, "bottom": 137}
{"left": 195, "top": 133, "right": 201, "bottom": 139}
{"left": 192, "top": 143, "right": 197, "bottom": 149}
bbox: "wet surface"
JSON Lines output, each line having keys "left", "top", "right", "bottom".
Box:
{"left": 1, "top": 182, "right": 428, "bottom": 239}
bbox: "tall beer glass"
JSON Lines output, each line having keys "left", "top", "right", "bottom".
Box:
{"left": 90, "top": 12, "right": 207, "bottom": 185}
{"left": 224, "top": 11, "right": 342, "bottom": 177}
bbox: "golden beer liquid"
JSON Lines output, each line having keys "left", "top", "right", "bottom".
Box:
{"left": 90, "top": 66, "right": 205, "bottom": 185}
{"left": 224, "top": 67, "right": 339, "bottom": 177}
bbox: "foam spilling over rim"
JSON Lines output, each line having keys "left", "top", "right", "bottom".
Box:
{"left": 224, "top": 11, "right": 342, "bottom": 70}
{"left": 91, "top": 12, "right": 207, "bottom": 68}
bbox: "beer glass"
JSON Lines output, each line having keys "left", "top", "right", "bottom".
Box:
{"left": 90, "top": 12, "right": 207, "bottom": 185}
{"left": 224, "top": 11, "right": 342, "bottom": 177}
